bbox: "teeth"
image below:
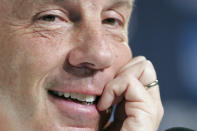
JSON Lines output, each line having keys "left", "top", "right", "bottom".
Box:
{"left": 64, "top": 92, "right": 70, "bottom": 98}
{"left": 50, "top": 90, "right": 97, "bottom": 103}
{"left": 85, "top": 95, "right": 96, "bottom": 102}
{"left": 70, "top": 93, "right": 88, "bottom": 102}
{"left": 62, "top": 92, "right": 96, "bottom": 103}
{"left": 57, "top": 92, "right": 64, "bottom": 96}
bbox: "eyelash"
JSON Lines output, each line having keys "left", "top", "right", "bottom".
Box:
{"left": 38, "top": 14, "right": 64, "bottom": 22}
{"left": 102, "top": 18, "right": 123, "bottom": 27}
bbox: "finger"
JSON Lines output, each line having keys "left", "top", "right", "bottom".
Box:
{"left": 97, "top": 59, "right": 158, "bottom": 110}
{"left": 101, "top": 77, "right": 155, "bottom": 130}
{"left": 97, "top": 75, "right": 150, "bottom": 111}
{"left": 117, "top": 56, "right": 146, "bottom": 75}
{"left": 124, "top": 76, "right": 150, "bottom": 103}
{"left": 147, "top": 84, "right": 161, "bottom": 100}
{"left": 139, "top": 60, "right": 157, "bottom": 86}
{"left": 121, "top": 114, "right": 154, "bottom": 131}
{"left": 120, "top": 78, "right": 159, "bottom": 131}
{"left": 118, "top": 60, "right": 157, "bottom": 86}
{"left": 118, "top": 60, "right": 159, "bottom": 99}
{"left": 124, "top": 94, "right": 164, "bottom": 131}
{"left": 97, "top": 77, "right": 127, "bottom": 111}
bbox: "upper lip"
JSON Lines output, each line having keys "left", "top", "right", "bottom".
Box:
{"left": 47, "top": 85, "right": 102, "bottom": 105}
{"left": 47, "top": 85, "right": 103, "bottom": 96}
{"left": 45, "top": 65, "right": 110, "bottom": 97}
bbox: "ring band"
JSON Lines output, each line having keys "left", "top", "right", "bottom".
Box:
{"left": 146, "top": 80, "right": 159, "bottom": 89}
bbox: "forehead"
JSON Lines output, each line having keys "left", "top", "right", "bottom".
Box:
{"left": 14, "top": 0, "right": 133, "bottom": 9}
{"left": 10, "top": 0, "right": 133, "bottom": 20}
{"left": 52, "top": 0, "right": 133, "bottom": 4}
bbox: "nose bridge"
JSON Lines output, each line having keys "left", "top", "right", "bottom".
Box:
{"left": 68, "top": 19, "right": 114, "bottom": 69}
{"left": 77, "top": 2, "right": 109, "bottom": 52}
{"left": 86, "top": 24, "right": 113, "bottom": 61}
{"left": 78, "top": 2, "right": 106, "bottom": 50}
{"left": 84, "top": 23, "right": 107, "bottom": 51}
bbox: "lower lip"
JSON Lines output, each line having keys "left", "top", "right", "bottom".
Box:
{"left": 48, "top": 92, "right": 99, "bottom": 119}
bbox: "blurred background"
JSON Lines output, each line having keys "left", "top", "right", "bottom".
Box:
{"left": 129, "top": 0, "right": 197, "bottom": 130}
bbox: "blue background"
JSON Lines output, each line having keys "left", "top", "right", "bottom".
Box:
{"left": 129, "top": 0, "right": 197, "bottom": 130}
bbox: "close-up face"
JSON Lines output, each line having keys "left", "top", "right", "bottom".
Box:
{"left": 0, "top": 0, "right": 133, "bottom": 130}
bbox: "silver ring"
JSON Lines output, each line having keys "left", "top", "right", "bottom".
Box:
{"left": 146, "top": 80, "right": 159, "bottom": 89}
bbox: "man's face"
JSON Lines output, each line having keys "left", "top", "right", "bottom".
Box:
{"left": 0, "top": 0, "right": 132, "bottom": 130}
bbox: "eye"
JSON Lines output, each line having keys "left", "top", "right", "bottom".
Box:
{"left": 38, "top": 14, "right": 61, "bottom": 22}
{"left": 102, "top": 10, "right": 124, "bottom": 28}
{"left": 102, "top": 18, "right": 122, "bottom": 27}
{"left": 34, "top": 10, "right": 69, "bottom": 24}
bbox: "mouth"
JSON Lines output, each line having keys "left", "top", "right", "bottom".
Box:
{"left": 48, "top": 90, "right": 99, "bottom": 105}
{"left": 47, "top": 88, "right": 101, "bottom": 125}
{"left": 47, "top": 89, "right": 102, "bottom": 128}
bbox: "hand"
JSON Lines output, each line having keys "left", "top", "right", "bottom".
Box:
{"left": 98, "top": 56, "right": 164, "bottom": 131}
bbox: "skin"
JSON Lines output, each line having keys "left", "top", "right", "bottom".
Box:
{"left": 0, "top": 0, "right": 164, "bottom": 131}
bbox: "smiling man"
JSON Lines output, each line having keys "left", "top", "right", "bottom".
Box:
{"left": 0, "top": 0, "right": 163, "bottom": 131}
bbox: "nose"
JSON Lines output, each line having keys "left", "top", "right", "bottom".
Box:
{"left": 68, "top": 23, "right": 114, "bottom": 70}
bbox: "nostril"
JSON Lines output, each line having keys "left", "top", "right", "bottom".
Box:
{"left": 63, "top": 61, "right": 98, "bottom": 77}
{"left": 77, "top": 62, "right": 95, "bottom": 68}
{"left": 67, "top": 39, "right": 114, "bottom": 70}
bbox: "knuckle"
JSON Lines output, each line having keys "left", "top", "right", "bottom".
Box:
{"left": 105, "top": 81, "right": 114, "bottom": 91}
{"left": 136, "top": 56, "right": 147, "bottom": 61}
{"left": 142, "top": 60, "right": 155, "bottom": 74}
{"left": 139, "top": 60, "right": 157, "bottom": 84}
{"left": 105, "top": 78, "right": 124, "bottom": 97}
{"left": 142, "top": 60, "right": 153, "bottom": 67}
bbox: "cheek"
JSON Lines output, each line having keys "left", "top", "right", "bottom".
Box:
{"left": 105, "top": 30, "right": 132, "bottom": 69}
{"left": 18, "top": 35, "right": 72, "bottom": 75}
{"left": 113, "top": 42, "right": 132, "bottom": 71}
{"left": 0, "top": 33, "right": 71, "bottom": 91}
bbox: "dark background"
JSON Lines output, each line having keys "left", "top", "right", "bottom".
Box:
{"left": 129, "top": 0, "right": 197, "bottom": 130}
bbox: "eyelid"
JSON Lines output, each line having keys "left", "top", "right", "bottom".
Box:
{"left": 34, "top": 9, "right": 69, "bottom": 22}
{"left": 102, "top": 10, "right": 125, "bottom": 25}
